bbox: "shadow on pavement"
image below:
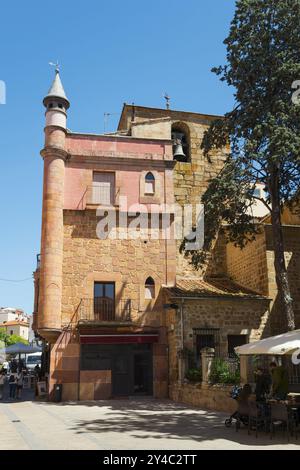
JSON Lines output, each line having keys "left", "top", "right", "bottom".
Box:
{"left": 36, "top": 398, "right": 300, "bottom": 447}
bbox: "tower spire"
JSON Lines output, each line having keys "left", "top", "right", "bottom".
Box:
{"left": 43, "top": 66, "right": 70, "bottom": 109}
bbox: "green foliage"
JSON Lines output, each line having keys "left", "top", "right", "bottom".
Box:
{"left": 181, "top": 1, "right": 300, "bottom": 329}
{"left": 185, "top": 368, "right": 202, "bottom": 383}
{"left": 209, "top": 358, "right": 240, "bottom": 385}
{"left": 0, "top": 328, "right": 28, "bottom": 346}
{"left": 196, "top": 0, "right": 300, "bottom": 263}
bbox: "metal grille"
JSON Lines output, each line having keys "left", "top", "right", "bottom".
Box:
{"left": 78, "top": 298, "right": 131, "bottom": 323}
{"left": 283, "top": 356, "right": 300, "bottom": 385}
{"left": 193, "top": 328, "right": 221, "bottom": 357}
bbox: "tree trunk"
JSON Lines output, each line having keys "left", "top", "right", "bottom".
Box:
{"left": 269, "top": 167, "right": 295, "bottom": 331}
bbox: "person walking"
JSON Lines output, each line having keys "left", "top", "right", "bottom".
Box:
{"left": 16, "top": 370, "right": 23, "bottom": 399}
{"left": 8, "top": 372, "right": 17, "bottom": 399}
{"left": 0, "top": 370, "right": 6, "bottom": 400}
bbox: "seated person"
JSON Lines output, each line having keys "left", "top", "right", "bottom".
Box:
{"left": 270, "top": 361, "right": 289, "bottom": 401}
{"left": 255, "top": 367, "right": 271, "bottom": 402}
{"left": 236, "top": 383, "right": 252, "bottom": 417}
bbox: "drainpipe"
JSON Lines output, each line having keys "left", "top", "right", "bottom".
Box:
{"left": 179, "top": 299, "right": 185, "bottom": 384}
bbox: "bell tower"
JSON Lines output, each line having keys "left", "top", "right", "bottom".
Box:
{"left": 38, "top": 68, "right": 70, "bottom": 339}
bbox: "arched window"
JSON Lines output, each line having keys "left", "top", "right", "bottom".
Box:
{"left": 145, "top": 172, "right": 155, "bottom": 195}
{"left": 171, "top": 122, "right": 190, "bottom": 162}
{"left": 145, "top": 277, "right": 155, "bottom": 299}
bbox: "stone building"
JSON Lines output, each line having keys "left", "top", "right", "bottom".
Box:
{"left": 118, "top": 105, "right": 273, "bottom": 384}
{"left": 34, "top": 73, "right": 298, "bottom": 401}
{"left": 34, "top": 72, "right": 177, "bottom": 400}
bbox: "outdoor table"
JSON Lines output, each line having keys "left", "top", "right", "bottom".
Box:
{"left": 267, "top": 399, "right": 300, "bottom": 426}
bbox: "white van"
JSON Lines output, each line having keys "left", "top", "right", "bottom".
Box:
{"left": 25, "top": 352, "right": 42, "bottom": 371}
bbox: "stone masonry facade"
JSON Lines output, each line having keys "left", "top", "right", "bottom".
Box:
{"left": 35, "top": 81, "right": 300, "bottom": 404}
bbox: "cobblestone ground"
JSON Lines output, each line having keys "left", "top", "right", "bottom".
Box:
{"left": 0, "top": 392, "right": 299, "bottom": 450}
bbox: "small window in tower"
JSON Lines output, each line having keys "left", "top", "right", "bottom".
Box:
{"left": 145, "top": 172, "right": 155, "bottom": 195}
{"left": 58, "top": 103, "right": 63, "bottom": 109}
{"left": 48, "top": 103, "right": 53, "bottom": 109}
{"left": 145, "top": 277, "right": 155, "bottom": 299}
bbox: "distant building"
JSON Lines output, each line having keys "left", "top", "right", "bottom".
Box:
{"left": 0, "top": 307, "right": 30, "bottom": 341}
{"left": 1, "top": 321, "right": 29, "bottom": 341}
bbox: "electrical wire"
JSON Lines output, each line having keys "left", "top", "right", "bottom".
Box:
{"left": 0, "top": 277, "right": 32, "bottom": 283}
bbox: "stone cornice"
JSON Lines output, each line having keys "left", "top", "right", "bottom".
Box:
{"left": 66, "top": 153, "right": 176, "bottom": 169}
{"left": 43, "top": 125, "right": 68, "bottom": 134}
{"left": 40, "top": 146, "right": 70, "bottom": 161}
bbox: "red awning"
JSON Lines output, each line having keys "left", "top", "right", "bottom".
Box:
{"left": 80, "top": 334, "right": 159, "bottom": 344}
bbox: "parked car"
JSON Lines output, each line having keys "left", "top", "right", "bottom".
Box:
{"left": 25, "top": 352, "right": 42, "bottom": 371}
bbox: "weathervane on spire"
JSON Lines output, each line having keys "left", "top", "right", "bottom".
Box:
{"left": 164, "top": 92, "right": 170, "bottom": 110}
{"left": 49, "top": 61, "right": 60, "bottom": 74}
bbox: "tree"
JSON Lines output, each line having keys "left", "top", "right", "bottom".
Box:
{"left": 191, "top": 0, "right": 300, "bottom": 330}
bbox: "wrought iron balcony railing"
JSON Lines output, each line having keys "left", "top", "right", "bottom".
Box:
{"left": 77, "top": 298, "right": 131, "bottom": 323}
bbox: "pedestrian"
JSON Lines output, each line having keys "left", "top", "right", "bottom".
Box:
{"left": 8, "top": 372, "right": 17, "bottom": 399}
{"left": 34, "top": 364, "right": 41, "bottom": 380}
{"left": 16, "top": 370, "right": 23, "bottom": 399}
{"left": 0, "top": 370, "right": 6, "bottom": 399}
{"left": 2, "top": 360, "right": 9, "bottom": 374}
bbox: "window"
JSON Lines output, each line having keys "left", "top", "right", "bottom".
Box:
{"left": 145, "top": 172, "right": 155, "bottom": 195}
{"left": 81, "top": 344, "right": 113, "bottom": 370}
{"left": 92, "top": 172, "right": 115, "bottom": 205}
{"left": 145, "top": 277, "right": 155, "bottom": 299}
{"left": 10, "top": 330, "right": 13, "bottom": 335}
{"left": 94, "top": 282, "right": 115, "bottom": 320}
{"left": 196, "top": 334, "right": 215, "bottom": 353}
{"left": 194, "top": 328, "right": 221, "bottom": 357}
{"left": 227, "top": 335, "right": 247, "bottom": 357}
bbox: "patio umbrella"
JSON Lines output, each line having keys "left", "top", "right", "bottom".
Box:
{"left": 0, "top": 342, "right": 42, "bottom": 355}
{"left": 235, "top": 329, "right": 300, "bottom": 356}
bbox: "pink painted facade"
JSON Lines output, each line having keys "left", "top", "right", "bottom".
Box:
{"left": 64, "top": 133, "right": 174, "bottom": 210}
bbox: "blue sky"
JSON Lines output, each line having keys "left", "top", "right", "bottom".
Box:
{"left": 0, "top": 0, "right": 236, "bottom": 314}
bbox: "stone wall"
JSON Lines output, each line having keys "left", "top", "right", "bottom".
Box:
{"left": 165, "top": 297, "right": 270, "bottom": 387}
{"left": 118, "top": 105, "right": 228, "bottom": 279}
{"left": 49, "top": 330, "right": 80, "bottom": 401}
{"left": 172, "top": 120, "right": 227, "bottom": 278}
{"left": 169, "top": 383, "right": 236, "bottom": 414}
{"left": 226, "top": 225, "right": 300, "bottom": 335}
{"left": 62, "top": 209, "right": 176, "bottom": 326}
{"left": 265, "top": 225, "right": 300, "bottom": 334}
{"left": 50, "top": 209, "right": 174, "bottom": 401}
{"left": 226, "top": 230, "right": 269, "bottom": 296}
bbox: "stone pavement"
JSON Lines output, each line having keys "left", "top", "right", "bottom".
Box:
{"left": 0, "top": 396, "right": 299, "bottom": 450}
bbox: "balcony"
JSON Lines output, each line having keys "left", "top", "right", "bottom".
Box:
{"left": 77, "top": 298, "right": 132, "bottom": 324}
{"left": 86, "top": 185, "right": 120, "bottom": 207}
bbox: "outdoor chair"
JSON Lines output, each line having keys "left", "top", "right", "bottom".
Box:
{"left": 270, "top": 403, "right": 295, "bottom": 441}
{"left": 248, "top": 401, "right": 268, "bottom": 438}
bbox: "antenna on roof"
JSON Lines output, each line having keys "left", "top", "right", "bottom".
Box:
{"left": 164, "top": 92, "right": 170, "bottom": 110}
{"left": 103, "top": 112, "right": 119, "bottom": 133}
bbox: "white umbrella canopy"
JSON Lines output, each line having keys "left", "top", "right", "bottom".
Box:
{"left": 0, "top": 342, "right": 42, "bottom": 355}
{"left": 235, "top": 329, "right": 300, "bottom": 356}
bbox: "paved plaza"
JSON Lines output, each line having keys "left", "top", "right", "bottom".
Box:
{"left": 0, "top": 393, "right": 299, "bottom": 450}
